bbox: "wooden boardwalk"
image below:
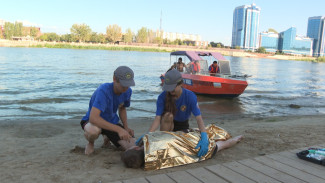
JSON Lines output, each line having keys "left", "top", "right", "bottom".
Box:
{"left": 115, "top": 144, "right": 325, "bottom": 183}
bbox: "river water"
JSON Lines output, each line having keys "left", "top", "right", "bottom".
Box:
{"left": 0, "top": 47, "right": 324, "bottom": 121}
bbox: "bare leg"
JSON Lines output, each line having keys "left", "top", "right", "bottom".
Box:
{"left": 84, "top": 123, "right": 101, "bottom": 155}
{"left": 160, "top": 112, "right": 174, "bottom": 131}
{"left": 101, "top": 135, "right": 111, "bottom": 148}
{"left": 216, "top": 135, "right": 243, "bottom": 152}
{"left": 118, "top": 138, "right": 136, "bottom": 150}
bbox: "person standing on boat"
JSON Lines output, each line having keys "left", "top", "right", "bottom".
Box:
{"left": 209, "top": 61, "right": 220, "bottom": 76}
{"left": 80, "top": 66, "right": 136, "bottom": 155}
{"left": 176, "top": 57, "right": 185, "bottom": 72}
{"left": 137, "top": 69, "right": 209, "bottom": 157}
{"left": 191, "top": 61, "right": 201, "bottom": 74}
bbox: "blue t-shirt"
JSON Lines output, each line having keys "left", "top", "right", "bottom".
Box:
{"left": 156, "top": 88, "right": 201, "bottom": 121}
{"left": 82, "top": 83, "right": 132, "bottom": 124}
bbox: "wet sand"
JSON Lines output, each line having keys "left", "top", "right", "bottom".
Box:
{"left": 0, "top": 115, "right": 324, "bottom": 182}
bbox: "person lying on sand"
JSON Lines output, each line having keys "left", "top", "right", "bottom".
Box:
{"left": 122, "top": 124, "right": 243, "bottom": 170}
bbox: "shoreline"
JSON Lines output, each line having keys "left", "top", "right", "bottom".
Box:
{"left": 0, "top": 39, "right": 320, "bottom": 62}
{"left": 1, "top": 114, "right": 324, "bottom": 182}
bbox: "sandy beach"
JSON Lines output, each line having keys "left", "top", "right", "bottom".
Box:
{"left": 0, "top": 115, "right": 324, "bottom": 182}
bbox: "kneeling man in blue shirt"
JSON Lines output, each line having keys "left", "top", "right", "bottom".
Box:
{"left": 137, "top": 69, "right": 209, "bottom": 157}
{"left": 81, "top": 66, "right": 135, "bottom": 155}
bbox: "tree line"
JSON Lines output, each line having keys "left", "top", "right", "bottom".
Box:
{"left": 1, "top": 22, "right": 229, "bottom": 47}
{"left": 1, "top": 22, "right": 39, "bottom": 39}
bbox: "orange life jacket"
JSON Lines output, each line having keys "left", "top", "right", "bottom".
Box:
{"left": 191, "top": 62, "right": 200, "bottom": 72}
{"left": 209, "top": 64, "right": 219, "bottom": 73}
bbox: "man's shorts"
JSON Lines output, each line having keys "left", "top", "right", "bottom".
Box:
{"left": 173, "top": 119, "right": 189, "bottom": 133}
{"left": 80, "top": 120, "right": 124, "bottom": 147}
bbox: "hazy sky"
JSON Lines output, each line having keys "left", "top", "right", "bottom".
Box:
{"left": 1, "top": 0, "right": 324, "bottom": 46}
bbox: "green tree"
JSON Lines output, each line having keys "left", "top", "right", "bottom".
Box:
{"left": 89, "top": 32, "right": 100, "bottom": 43}
{"left": 4, "top": 22, "right": 15, "bottom": 39}
{"left": 148, "top": 29, "right": 155, "bottom": 43}
{"left": 136, "top": 27, "right": 148, "bottom": 43}
{"left": 316, "top": 56, "right": 325, "bottom": 62}
{"left": 154, "top": 37, "right": 163, "bottom": 44}
{"left": 234, "top": 46, "right": 241, "bottom": 49}
{"left": 39, "top": 34, "right": 48, "bottom": 41}
{"left": 30, "top": 27, "right": 38, "bottom": 38}
{"left": 39, "top": 33, "right": 60, "bottom": 41}
{"left": 47, "top": 33, "right": 60, "bottom": 41}
{"left": 60, "top": 34, "right": 76, "bottom": 42}
{"left": 89, "top": 32, "right": 106, "bottom": 43}
{"left": 268, "top": 28, "right": 278, "bottom": 34}
{"left": 70, "top": 23, "right": 92, "bottom": 42}
{"left": 256, "top": 47, "right": 266, "bottom": 53}
{"left": 106, "top": 24, "right": 122, "bottom": 43}
{"left": 210, "top": 42, "right": 224, "bottom": 48}
{"left": 13, "top": 22, "right": 23, "bottom": 37}
{"left": 123, "top": 28, "right": 133, "bottom": 43}
{"left": 163, "top": 38, "right": 170, "bottom": 44}
{"left": 97, "top": 33, "right": 106, "bottom": 43}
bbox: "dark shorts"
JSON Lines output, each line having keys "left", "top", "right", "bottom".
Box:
{"left": 211, "top": 145, "right": 219, "bottom": 157}
{"left": 173, "top": 119, "right": 189, "bottom": 133}
{"left": 80, "top": 120, "right": 124, "bottom": 147}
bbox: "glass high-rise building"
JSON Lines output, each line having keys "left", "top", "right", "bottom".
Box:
{"left": 279, "top": 27, "right": 313, "bottom": 55}
{"left": 259, "top": 27, "right": 313, "bottom": 56}
{"left": 259, "top": 32, "right": 279, "bottom": 53}
{"left": 307, "top": 16, "right": 325, "bottom": 56}
{"left": 232, "top": 3, "right": 261, "bottom": 50}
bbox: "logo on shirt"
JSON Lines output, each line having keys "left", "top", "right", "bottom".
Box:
{"left": 196, "top": 102, "right": 200, "bottom": 109}
{"left": 180, "top": 105, "right": 187, "bottom": 111}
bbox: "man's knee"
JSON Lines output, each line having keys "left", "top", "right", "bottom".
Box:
{"left": 84, "top": 123, "right": 101, "bottom": 140}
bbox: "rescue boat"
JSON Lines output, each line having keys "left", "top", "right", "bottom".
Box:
{"left": 160, "top": 51, "right": 248, "bottom": 97}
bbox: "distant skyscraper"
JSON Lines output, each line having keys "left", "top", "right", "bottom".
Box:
{"left": 232, "top": 4, "right": 261, "bottom": 50}
{"left": 307, "top": 16, "right": 325, "bottom": 56}
{"left": 278, "top": 27, "right": 313, "bottom": 56}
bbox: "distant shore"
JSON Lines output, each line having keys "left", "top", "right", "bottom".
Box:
{"left": 0, "top": 39, "right": 320, "bottom": 62}
{"left": 0, "top": 114, "right": 324, "bottom": 182}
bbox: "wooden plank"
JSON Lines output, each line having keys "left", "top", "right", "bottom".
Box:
{"left": 186, "top": 167, "right": 228, "bottom": 183}
{"left": 206, "top": 164, "right": 255, "bottom": 183}
{"left": 279, "top": 151, "right": 325, "bottom": 170}
{"left": 254, "top": 156, "right": 325, "bottom": 183}
{"left": 239, "top": 158, "right": 305, "bottom": 183}
{"left": 167, "top": 171, "right": 201, "bottom": 183}
{"left": 145, "top": 174, "right": 175, "bottom": 183}
{"left": 123, "top": 177, "right": 149, "bottom": 183}
{"left": 223, "top": 161, "right": 281, "bottom": 183}
{"left": 267, "top": 153, "right": 325, "bottom": 180}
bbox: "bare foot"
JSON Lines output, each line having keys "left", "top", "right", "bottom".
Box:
{"left": 101, "top": 135, "right": 111, "bottom": 148}
{"left": 232, "top": 135, "right": 243, "bottom": 143}
{"left": 85, "top": 142, "right": 94, "bottom": 155}
{"left": 216, "top": 135, "right": 243, "bottom": 152}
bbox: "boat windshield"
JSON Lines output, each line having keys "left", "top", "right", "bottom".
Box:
{"left": 182, "top": 60, "right": 231, "bottom": 76}
{"left": 170, "top": 51, "right": 232, "bottom": 76}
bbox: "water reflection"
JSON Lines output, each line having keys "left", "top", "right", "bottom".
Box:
{"left": 197, "top": 95, "right": 245, "bottom": 119}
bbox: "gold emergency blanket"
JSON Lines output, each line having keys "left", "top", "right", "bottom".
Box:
{"left": 143, "top": 124, "right": 231, "bottom": 170}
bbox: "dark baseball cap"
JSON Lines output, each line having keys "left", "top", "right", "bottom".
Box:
{"left": 163, "top": 69, "right": 182, "bottom": 91}
{"left": 114, "top": 66, "right": 135, "bottom": 87}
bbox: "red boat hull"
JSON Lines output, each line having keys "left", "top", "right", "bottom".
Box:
{"left": 161, "top": 73, "right": 248, "bottom": 97}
